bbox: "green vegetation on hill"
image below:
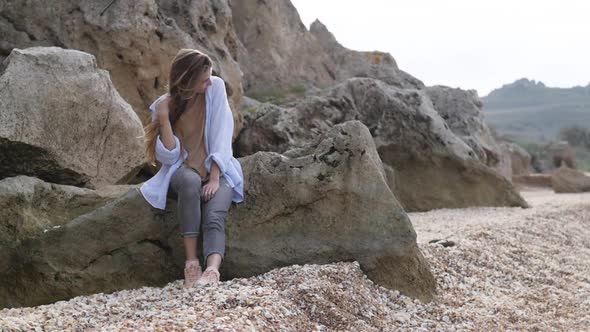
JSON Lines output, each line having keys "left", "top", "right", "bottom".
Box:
{"left": 482, "top": 79, "right": 590, "bottom": 171}
{"left": 482, "top": 78, "right": 590, "bottom": 139}
{"left": 248, "top": 85, "right": 308, "bottom": 105}
{"left": 483, "top": 78, "right": 590, "bottom": 110}
{"left": 484, "top": 106, "right": 590, "bottom": 139}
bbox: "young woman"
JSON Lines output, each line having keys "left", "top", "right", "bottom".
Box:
{"left": 140, "top": 49, "right": 244, "bottom": 288}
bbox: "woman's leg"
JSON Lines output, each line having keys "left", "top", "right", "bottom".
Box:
{"left": 200, "top": 176, "right": 233, "bottom": 279}
{"left": 170, "top": 165, "right": 204, "bottom": 285}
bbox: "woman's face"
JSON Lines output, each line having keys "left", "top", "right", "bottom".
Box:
{"left": 195, "top": 68, "right": 213, "bottom": 94}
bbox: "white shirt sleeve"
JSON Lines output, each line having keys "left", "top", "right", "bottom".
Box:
{"left": 204, "top": 77, "right": 234, "bottom": 174}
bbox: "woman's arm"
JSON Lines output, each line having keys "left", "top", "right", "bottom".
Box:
{"left": 202, "top": 77, "right": 233, "bottom": 201}
{"left": 149, "top": 94, "right": 181, "bottom": 165}
{"left": 202, "top": 155, "right": 221, "bottom": 202}
{"left": 156, "top": 96, "right": 176, "bottom": 150}
{"left": 209, "top": 161, "right": 221, "bottom": 181}
{"left": 204, "top": 77, "right": 234, "bottom": 174}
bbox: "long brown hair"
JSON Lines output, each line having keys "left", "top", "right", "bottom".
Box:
{"left": 144, "top": 49, "right": 213, "bottom": 166}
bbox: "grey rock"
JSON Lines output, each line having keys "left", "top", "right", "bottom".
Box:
{"left": 310, "top": 19, "right": 424, "bottom": 89}
{"left": 551, "top": 166, "right": 590, "bottom": 193}
{"left": 424, "top": 85, "right": 509, "bottom": 176}
{"left": 237, "top": 78, "right": 528, "bottom": 211}
{"left": 0, "top": 0, "right": 244, "bottom": 130}
{"left": 0, "top": 121, "right": 435, "bottom": 308}
{"left": 227, "top": 121, "right": 435, "bottom": 301}
{"left": 230, "top": 0, "right": 335, "bottom": 93}
{"left": 502, "top": 142, "right": 533, "bottom": 177}
{"left": 0, "top": 47, "right": 145, "bottom": 187}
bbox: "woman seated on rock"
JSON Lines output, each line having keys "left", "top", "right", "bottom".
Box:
{"left": 140, "top": 48, "right": 244, "bottom": 288}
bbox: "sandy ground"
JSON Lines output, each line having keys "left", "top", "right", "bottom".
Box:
{"left": 411, "top": 188, "right": 590, "bottom": 244}
{"left": 1, "top": 189, "right": 589, "bottom": 331}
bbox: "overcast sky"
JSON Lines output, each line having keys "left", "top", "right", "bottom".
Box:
{"left": 290, "top": 0, "right": 590, "bottom": 97}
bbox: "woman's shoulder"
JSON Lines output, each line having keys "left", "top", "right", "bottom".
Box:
{"left": 208, "top": 76, "right": 229, "bottom": 101}
{"left": 210, "top": 75, "right": 225, "bottom": 91}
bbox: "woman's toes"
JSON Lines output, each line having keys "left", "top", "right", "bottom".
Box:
{"left": 197, "top": 267, "right": 220, "bottom": 286}
{"left": 183, "top": 260, "right": 202, "bottom": 288}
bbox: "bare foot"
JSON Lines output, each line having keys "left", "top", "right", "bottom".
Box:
{"left": 183, "top": 259, "right": 202, "bottom": 288}
{"left": 197, "top": 266, "right": 220, "bottom": 286}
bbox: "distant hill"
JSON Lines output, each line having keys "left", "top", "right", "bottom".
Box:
{"left": 482, "top": 78, "right": 590, "bottom": 140}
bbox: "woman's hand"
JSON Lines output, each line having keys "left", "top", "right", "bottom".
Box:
{"left": 202, "top": 178, "right": 220, "bottom": 202}
{"left": 156, "top": 95, "right": 171, "bottom": 121}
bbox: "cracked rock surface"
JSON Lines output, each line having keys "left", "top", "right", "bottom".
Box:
{"left": 236, "top": 78, "right": 528, "bottom": 212}
{"left": 0, "top": 121, "right": 434, "bottom": 308}
{"left": 0, "top": 0, "right": 244, "bottom": 129}
{"left": 0, "top": 47, "right": 145, "bottom": 187}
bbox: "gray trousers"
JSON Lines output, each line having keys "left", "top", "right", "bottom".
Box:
{"left": 168, "top": 164, "right": 233, "bottom": 263}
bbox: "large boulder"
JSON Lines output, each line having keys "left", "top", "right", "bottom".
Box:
{"left": 229, "top": 0, "right": 335, "bottom": 94}
{"left": 0, "top": 0, "right": 244, "bottom": 130}
{"left": 551, "top": 166, "right": 590, "bottom": 193}
{"left": 310, "top": 19, "right": 424, "bottom": 89}
{"left": 525, "top": 141, "right": 577, "bottom": 173}
{"left": 0, "top": 47, "right": 145, "bottom": 187}
{"left": 0, "top": 121, "right": 435, "bottom": 308}
{"left": 424, "top": 85, "right": 510, "bottom": 177}
{"left": 226, "top": 121, "right": 435, "bottom": 300}
{"left": 494, "top": 142, "right": 533, "bottom": 181}
{"left": 230, "top": 0, "right": 423, "bottom": 96}
{"left": 550, "top": 141, "right": 577, "bottom": 169}
{"left": 0, "top": 176, "right": 139, "bottom": 308}
{"left": 504, "top": 142, "right": 532, "bottom": 177}
{"left": 0, "top": 184, "right": 176, "bottom": 309}
{"left": 0, "top": 176, "right": 130, "bottom": 247}
{"left": 237, "top": 78, "right": 528, "bottom": 211}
